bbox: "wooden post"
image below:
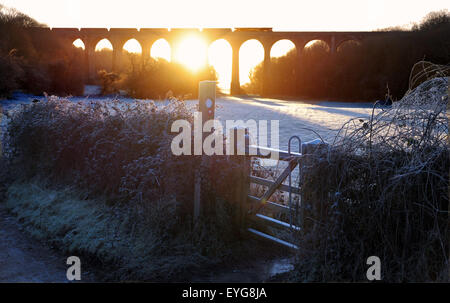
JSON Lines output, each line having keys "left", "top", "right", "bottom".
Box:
{"left": 194, "top": 171, "right": 201, "bottom": 220}
{"left": 198, "top": 81, "right": 216, "bottom": 122}
{"left": 194, "top": 81, "right": 216, "bottom": 222}
{"left": 301, "top": 140, "right": 329, "bottom": 232}
{"left": 231, "top": 127, "right": 250, "bottom": 233}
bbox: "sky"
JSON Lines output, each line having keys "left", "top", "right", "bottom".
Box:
{"left": 1, "top": 0, "right": 449, "bottom": 30}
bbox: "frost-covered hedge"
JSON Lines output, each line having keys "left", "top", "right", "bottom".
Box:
{"left": 293, "top": 76, "right": 449, "bottom": 282}
{"left": 2, "top": 97, "right": 248, "bottom": 280}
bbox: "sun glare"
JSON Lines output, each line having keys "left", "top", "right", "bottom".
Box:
{"left": 208, "top": 39, "right": 232, "bottom": 92}
{"left": 95, "top": 38, "right": 113, "bottom": 52}
{"left": 174, "top": 35, "right": 207, "bottom": 71}
{"left": 123, "top": 38, "right": 142, "bottom": 53}
{"left": 78, "top": 34, "right": 298, "bottom": 90}
{"left": 72, "top": 38, "right": 85, "bottom": 49}
{"left": 151, "top": 38, "right": 171, "bottom": 61}
{"left": 271, "top": 39, "right": 295, "bottom": 58}
{"left": 239, "top": 39, "right": 264, "bottom": 85}
{"left": 305, "top": 39, "right": 328, "bottom": 49}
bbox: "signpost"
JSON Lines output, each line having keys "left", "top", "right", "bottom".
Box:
{"left": 198, "top": 80, "right": 216, "bottom": 123}
{"left": 194, "top": 81, "right": 216, "bottom": 222}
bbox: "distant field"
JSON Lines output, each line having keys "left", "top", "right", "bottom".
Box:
{"left": 1, "top": 89, "right": 378, "bottom": 150}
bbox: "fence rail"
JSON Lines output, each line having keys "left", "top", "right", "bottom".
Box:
{"left": 249, "top": 176, "right": 301, "bottom": 195}
{"left": 246, "top": 144, "right": 302, "bottom": 160}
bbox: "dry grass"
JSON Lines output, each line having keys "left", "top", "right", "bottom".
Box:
{"left": 1, "top": 96, "right": 250, "bottom": 281}
{"left": 292, "top": 62, "right": 449, "bottom": 282}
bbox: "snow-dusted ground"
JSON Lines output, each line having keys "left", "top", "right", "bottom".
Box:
{"left": 0, "top": 88, "right": 379, "bottom": 282}
{"left": 1, "top": 87, "right": 379, "bottom": 151}
{"left": 212, "top": 96, "right": 376, "bottom": 150}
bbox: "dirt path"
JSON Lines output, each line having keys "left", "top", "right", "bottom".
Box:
{"left": 191, "top": 256, "right": 294, "bottom": 282}
{"left": 0, "top": 200, "right": 293, "bottom": 282}
{"left": 0, "top": 203, "right": 94, "bottom": 282}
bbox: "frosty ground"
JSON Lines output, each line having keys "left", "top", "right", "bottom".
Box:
{"left": 0, "top": 89, "right": 380, "bottom": 282}
{"left": 1, "top": 88, "right": 379, "bottom": 150}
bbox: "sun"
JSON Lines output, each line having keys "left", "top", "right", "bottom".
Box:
{"left": 174, "top": 35, "right": 208, "bottom": 71}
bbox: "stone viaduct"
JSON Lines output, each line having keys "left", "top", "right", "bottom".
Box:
{"left": 30, "top": 27, "right": 393, "bottom": 95}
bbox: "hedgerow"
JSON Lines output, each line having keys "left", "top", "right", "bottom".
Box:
{"left": 2, "top": 97, "right": 249, "bottom": 280}
{"left": 292, "top": 64, "right": 449, "bottom": 282}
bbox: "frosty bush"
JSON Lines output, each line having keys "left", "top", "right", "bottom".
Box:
{"left": 5, "top": 96, "right": 244, "bottom": 208}
{"left": 2, "top": 96, "right": 250, "bottom": 280}
{"left": 292, "top": 66, "right": 449, "bottom": 281}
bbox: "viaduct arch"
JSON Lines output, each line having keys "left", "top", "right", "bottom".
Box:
{"left": 29, "top": 27, "right": 396, "bottom": 96}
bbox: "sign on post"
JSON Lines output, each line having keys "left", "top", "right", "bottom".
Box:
{"left": 198, "top": 80, "right": 216, "bottom": 124}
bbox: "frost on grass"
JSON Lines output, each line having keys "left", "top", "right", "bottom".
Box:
{"left": 293, "top": 64, "right": 449, "bottom": 282}
{"left": 2, "top": 96, "right": 250, "bottom": 281}
{"left": 5, "top": 182, "right": 206, "bottom": 281}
